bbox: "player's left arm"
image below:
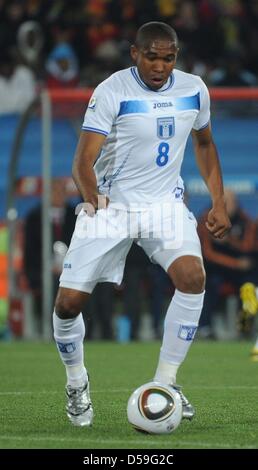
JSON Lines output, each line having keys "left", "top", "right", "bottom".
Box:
{"left": 192, "top": 125, "right": 231, "bottom": 239}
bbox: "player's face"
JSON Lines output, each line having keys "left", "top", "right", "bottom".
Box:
{"left": 131, "top": 40, "right": 178, "bottom": 91}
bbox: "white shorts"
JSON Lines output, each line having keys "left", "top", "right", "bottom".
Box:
{"left": 59, "top": 201, "right": 202, "bottom": 293}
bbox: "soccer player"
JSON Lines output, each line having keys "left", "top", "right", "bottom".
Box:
{"left": 240, "top": 282, "right": 258, "bottom": 359}
{"left": 53, "top": 22, "right": 231, "bottom": 426}
{"left": 250, "top": 336, "right": 258, "bottom": 361}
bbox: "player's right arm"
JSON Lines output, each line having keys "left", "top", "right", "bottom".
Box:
{"left": 72, "top": 131, "right": 108, "bottom": 214}
{"left": 73, "top": 79, "right": 118, "bottom": 214}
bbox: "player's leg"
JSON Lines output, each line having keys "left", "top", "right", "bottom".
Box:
{"left": 54, "top": 286, "right": 91, "bottom": 387}
{"left": 153, "top": 255, "right": 205, "bottom": 419}
{"left": 54, "top": 285, "right": 94, "bottom": 426}
{"left": 154, "top": 255, "right": 205, "bottom": 382}
{"left": 140, "top": 202, "right": 205, "bottom": 419}
{"left": 53, "top": 207, "right": 133, "bottom": 425}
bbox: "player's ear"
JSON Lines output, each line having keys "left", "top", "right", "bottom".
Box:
{"left": 130, "top": 45, "right": 138, "bottom": 62}
{"left": 173, "top": 47, "right": 179, "bottom": 63}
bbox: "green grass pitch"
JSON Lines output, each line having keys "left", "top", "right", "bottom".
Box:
{"left": 0, "top": 340, "right": 257, "bottom": 449}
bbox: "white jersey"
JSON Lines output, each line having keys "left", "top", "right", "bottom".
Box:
{"left": 82, "top": 67, "right": 210, "bottom": 207}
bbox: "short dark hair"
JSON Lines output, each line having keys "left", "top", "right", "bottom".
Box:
{"left": 135, "top": 22, "right": 178, "bottom": 49}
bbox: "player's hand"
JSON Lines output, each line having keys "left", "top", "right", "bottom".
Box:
{"left": 84, "top": 194, "right": 110, "bottom": 217}
{"left": 205, "top": 202, "right": 231, "bottom": 239}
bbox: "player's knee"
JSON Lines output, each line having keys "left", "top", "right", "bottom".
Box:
{"left": 191, "top": 266, "right": 206, "bottom": 292}
{"left": 175, "top": 263, "right": 206, "bottom": 293}
{"left": 55, "top": 292, "right": 83, "bottom": 318}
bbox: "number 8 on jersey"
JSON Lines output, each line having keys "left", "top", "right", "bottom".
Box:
{"left": 156, "top": 142, "right": 170, "bottom": 167}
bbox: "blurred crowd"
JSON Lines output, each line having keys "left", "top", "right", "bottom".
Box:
{"left": 0, "top": 0, "right": 258, "bottom": 112}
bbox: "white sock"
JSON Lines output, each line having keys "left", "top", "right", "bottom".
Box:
{"left": 154, "top": 357, "right": 179, "bottom": 385}
{"left": 154, "top": 289, "right": 205, "bottom": 384}
{"left": 53, "top": 311, "right": 87, "bottom": 388}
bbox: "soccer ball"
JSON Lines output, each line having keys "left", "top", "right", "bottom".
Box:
{"left": 127, "top": 381, "right": 183, "bottom": 434}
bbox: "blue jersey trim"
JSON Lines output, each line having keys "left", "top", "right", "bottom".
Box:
{"left": 174, "top": 93, "right": 200, "bottom": 111}
{"left": 130, "top": 67, "right": 174, "bottom": 92}
{"left": 196, "top": 121, "right": 210, "bottom": 131}
{"left": 118, "top": 100, "right": 149, "bottom": 116}
{"left": 82, "top": 126, "right": 108, "bottom": 136}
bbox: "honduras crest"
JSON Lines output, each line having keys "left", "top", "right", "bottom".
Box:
{"left": 157, "top": 117, "right": 175, "bottom": 140}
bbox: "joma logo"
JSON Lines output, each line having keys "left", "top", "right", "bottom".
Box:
{"left": 153, "top": 102, "right": 173, "bottom": 109}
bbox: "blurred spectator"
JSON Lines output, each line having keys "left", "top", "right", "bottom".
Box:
{"left": 177, "top": 49, "right": 208, "bottom": 79}
{"left": 156, "top": 0, "right": 178, "bottom": 19}
{"left": 24, "top": 178, "right": 76, "bottom": 334}
{"left": 45, "top": 42, "right": 79, "bottom": 88}
{"left": 17, "top": 21, "right": 44, "bottom": 76}
{"left": 208, "top": 48, "right": 257, "bottom": 87}
{"left": 85, "top": 241, "right": 173, "bottom": 342}
{"left": 239, "top": 219, "right": 258, "bottom": 348}
{"left": 248, "top": 218, "right": 258, "bottom": 289}
{"left": 244, "top": 0, "right": 258, "bottom": 76}
{"left": 121, "top": 243, "right": 150, "bottom": 340}
{"left": 0, "top": 1, "right": 25, "bottom": 52}
{"left": 118, "top": 243, "right": 172, "bottom": 341}
{"left": 1, "top": 0, "right": 258, "bottom": 88}
{"left": 148, "top": 264, "right": 172, "bottom": 339}
{"left": 0, "top": 49, "right": 36, "bottom": 114}
{"left": 85, "top": 283, "right": 115, "bottom": 340}
{"left": 198, "top": 188, "right": 255, "bottom": 338}
{"left": 250, "top": 332, "right": 258, "bottom": 361}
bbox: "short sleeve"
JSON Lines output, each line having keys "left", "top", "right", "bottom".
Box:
{"left": 192, "top": 79, "right": 210, "bottom": 131}
{"left": 82, "top": 83, "right": 118, "bottom": 136}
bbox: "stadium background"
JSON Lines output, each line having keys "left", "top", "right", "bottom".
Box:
{"left": 1, "top": 0, "right": 258, "bottom": 340}
{"left": 0, "top": 0, "right": 258, "bottom": 451}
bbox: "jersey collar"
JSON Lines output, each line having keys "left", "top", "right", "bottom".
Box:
{"left": 131, "top": 66, "right": 174, "bottom": 92}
